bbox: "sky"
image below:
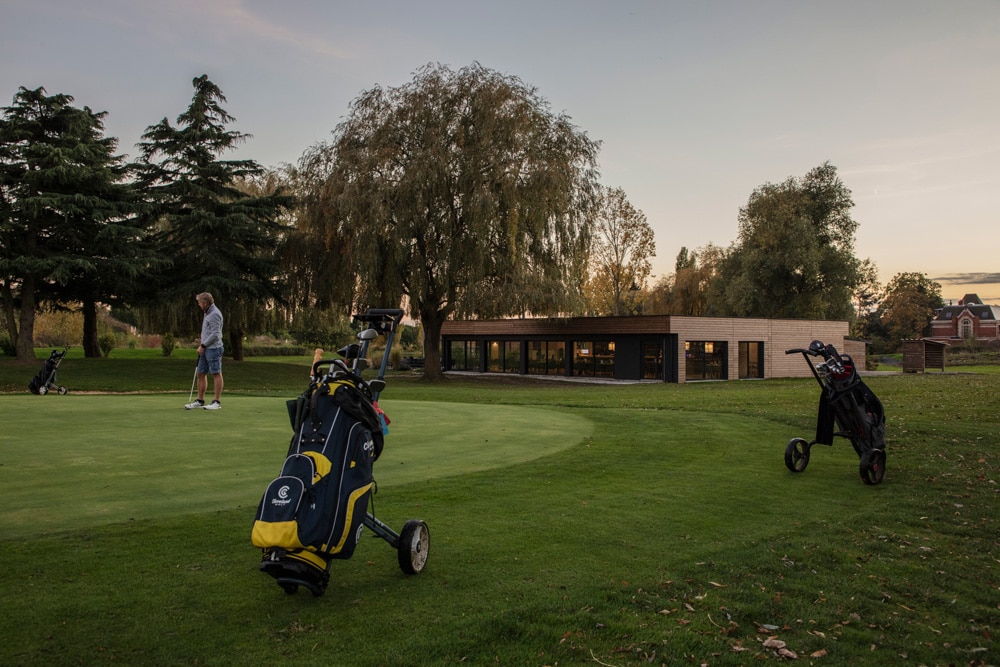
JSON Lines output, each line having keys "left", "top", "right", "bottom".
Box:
{"left": 3, "top": 0, "right": 999, "bottom": 302}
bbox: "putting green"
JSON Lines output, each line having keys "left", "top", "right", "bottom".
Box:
{"left": 0, "top": 395, "right": 592, "bottom": 539}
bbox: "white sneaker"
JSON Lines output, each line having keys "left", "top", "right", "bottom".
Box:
{"left": 184, "top": 400, "right": 205, "bottom": 410}
{"left": 203, "top": 400, "right": 222, "bottom": 410}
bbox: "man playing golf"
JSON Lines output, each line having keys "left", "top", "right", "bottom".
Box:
{"left": 185, "top": 292, "right": 224, "bottom": 410}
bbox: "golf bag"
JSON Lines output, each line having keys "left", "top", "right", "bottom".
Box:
{"left": 252, "top": 309, "right": 429, "bottom": 597}
{"left": 28, "top": 348, "right": 68, "bottom": 395}
{"left": 252, "top": 374, "right": 383, "bottom": 589}
{"left": 784, "top": 340, "right": 887, "bottom": 484}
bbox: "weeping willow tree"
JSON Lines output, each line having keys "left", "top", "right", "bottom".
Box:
{"left": 301, "top": 62, "right": 600, "bottom": 378}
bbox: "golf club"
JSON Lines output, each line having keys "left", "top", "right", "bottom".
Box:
{"left": 185, "top": 361, "right": 199, "bottom": 409}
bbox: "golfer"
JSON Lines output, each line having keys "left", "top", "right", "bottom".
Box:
{"left": 185, "top": 292, "right": 224, "bottom": 410}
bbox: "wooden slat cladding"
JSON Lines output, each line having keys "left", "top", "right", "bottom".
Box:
{"left": 441, "top": 316, "right": 672, "bottom": 336}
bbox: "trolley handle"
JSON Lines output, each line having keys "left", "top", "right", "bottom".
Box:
{"left": 353, "top": 308, "right": 404, "bottom": 334}
{"left": 787, "top": 341, "right": 847, "bottom": 386}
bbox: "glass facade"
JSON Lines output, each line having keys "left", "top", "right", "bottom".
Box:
{"left": 448, "top": 339, "right": 481, "bottom": 371}
{"left": 487, "top": 340, "right": 520, "bottom": 373}
{"left": 685, "top": 341, "right": 726, "bottom": 380}
{"left": 738, "top": 341, "right": 764, "bottom": 379}
{"left": 641, "top": 339, "right": 663, "bottom": 380}
{"left": 527, "top": 340, "right": 566, "bottom": 375}
{"left": 573, "top": 340, "right": 615, "bottom": 377}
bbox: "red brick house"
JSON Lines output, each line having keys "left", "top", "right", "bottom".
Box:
{"left": 928, "top": 294, "right": 1000, "bottom": 342}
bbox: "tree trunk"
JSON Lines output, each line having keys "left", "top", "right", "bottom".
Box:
{"left": 229, "top": 328, "right": 244, "bottom": 362}
{"left": 82, "top": 297, "right": 101, "bottom": 358}
{"left": 15, "top": 274, "right": 37, "bottom": 361}
{"left": 1, "top": 280, "right": 18, "bottom": 349}
{"left": 420, "top": 308, "right": 444, "bottom": 380}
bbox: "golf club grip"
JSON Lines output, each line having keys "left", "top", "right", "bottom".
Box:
{"left": 312, "top": 348, "right": 324, "bottom": 377}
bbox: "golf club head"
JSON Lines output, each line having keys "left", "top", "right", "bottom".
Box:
{"left": 338, "top": 343, "right": 361, "bottom": 359}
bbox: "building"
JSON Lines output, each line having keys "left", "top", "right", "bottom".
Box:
{"left": 928, "top": 294, "right": 1000, "bottom": 342}
{"left": 441, "top": 315, "right": 863, "bottom": 383}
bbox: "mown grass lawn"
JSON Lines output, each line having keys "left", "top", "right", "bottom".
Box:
{"left": 0, "top": 356, "right": 996, "bottom": 666}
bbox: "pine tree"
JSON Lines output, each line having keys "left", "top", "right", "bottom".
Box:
{"left": 134, "top": 76, "right": 292, "bottom": 360}
{"left": 0, "top": 87, "right": 145, "bottom": 359}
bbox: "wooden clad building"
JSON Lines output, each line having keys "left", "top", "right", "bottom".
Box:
{"left": 440, "top": 315, "right": 857, "bottom": 383}
{"left": 901, "top": 338, "right": 948, "bottom": 373}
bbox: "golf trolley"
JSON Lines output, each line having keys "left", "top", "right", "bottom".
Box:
{"left": 252, "top": 308, "right": 429, "bottom": 596}
{"left": 28, "top": 348, "right": 69, "bottom": 395}
{"left": 784, "top": 340, "right": 887, "bottom": 485}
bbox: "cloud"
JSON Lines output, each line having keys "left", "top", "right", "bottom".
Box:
{"left": 192, "top": 0, "right": 358, "bottom": 61}
{"left": 933, "top": 273, "right": 1000, "bottom": 285}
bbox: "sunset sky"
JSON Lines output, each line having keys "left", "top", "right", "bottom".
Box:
{"left": 3, "top": 0, "right": 998, "bottom": 301}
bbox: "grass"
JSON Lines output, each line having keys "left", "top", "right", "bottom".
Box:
{"left": 0, "top": 355, "right": 997, "bottom": 665}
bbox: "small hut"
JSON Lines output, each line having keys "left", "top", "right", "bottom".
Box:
{"left": 901, "top": 338, "right": 948, "bottom": 373}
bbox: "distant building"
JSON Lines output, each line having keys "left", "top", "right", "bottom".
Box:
{"left": 928, "top": 294, "right": 1000, "bottom": 342}
{"left": 440, "top": 315, "right": 864, "bottom": 383}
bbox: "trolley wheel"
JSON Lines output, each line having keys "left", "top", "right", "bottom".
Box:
{"left": 860, "top": 449, "right": 886, "bottom": 485}
{"left": 38, "top": 385, "right": 48, "bottom": 395}
{"left": 784, "top": 438, "right": 810, "bottom": 473}
{"left": 57, "top": 386, "right": 68, "bottom": 395}
{"left": 397, "top": 519, "right": 429, "bottom": 575}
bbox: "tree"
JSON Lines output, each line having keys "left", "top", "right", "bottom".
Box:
{"left": 0, "top": 87, "right": 144, "bottom": 360}
{"left": 306, "top": 63, "right": 600, "bottom": 378}
{"left": 584, "top": 186, "right": 655, "bottom": 315}
{"left": 133, "top": 75, "right": 292, "bottom": 360}
{"left": 716, "top": 162, "right": 862, "bottom": 320}
{"left": 850, "top": 258, "right": 881, "bottom": 340}
{"left": 652, "top": 244, "right": 727, "bottom": 316}
{"left": 879, "top": 272, "right": 943, "bottom": 349}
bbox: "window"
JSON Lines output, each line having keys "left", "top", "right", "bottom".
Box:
{"left": 959, "top": 317, "right": 974, "bottom": 339}
{"left": 527, "top": 340, "right": 566, "bottom": 375}
{"left": 488, "top": 340, "right": 520, "bottom": 373}
{"left": 574, "top": 340, "right": 615, "bottom": 377}
{"left": 641, "top": 339, "right": 663, "bottom": 379}
{"left": 685, "top": 341, "right": 726, "bottom": 380}
{"left": 448, "top": 340, "right": 480, "bottom": 371}
{"left": 738, "top": 341, "right": 764, "bottom": 379}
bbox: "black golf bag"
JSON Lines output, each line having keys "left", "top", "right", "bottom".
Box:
{"left": 28, "top": 348, "right": 68, "bottom": 395}
{"left": 251, "top": 309, "right": 429, "bottom": 596}
{"left": 784, "top": 340, "right": 887, "bottom": 485}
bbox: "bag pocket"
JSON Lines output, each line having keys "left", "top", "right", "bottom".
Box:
{"left": 251, "top": 476, "right": 308, "bottom": 549}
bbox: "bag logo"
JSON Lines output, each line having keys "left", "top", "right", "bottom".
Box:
{"left": 270, "top": 485, "right": 292, "bottom": 506}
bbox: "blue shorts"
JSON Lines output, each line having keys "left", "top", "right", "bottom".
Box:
{"left": 197, "top": 346, "right": 224, "bottom": 375}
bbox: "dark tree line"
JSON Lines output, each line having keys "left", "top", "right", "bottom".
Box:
{"left": 5, "top": 64, "right": 911, "bottom": 371}
{"left": 1, "top": 77, "right": 291, "bottom": 361}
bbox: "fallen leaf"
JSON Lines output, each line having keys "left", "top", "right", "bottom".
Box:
{"left": 810, "top": 649, "right": 828, "bottom": 658}
{"left": 777, "top": 647, "right": 798, "bottom": 659}
{"left": 763, "top": 638, "right": 786, "bottom": 649}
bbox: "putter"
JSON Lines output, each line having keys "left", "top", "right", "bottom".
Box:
{"left": 185, "top": 362, "right": 199, "bottom": 409}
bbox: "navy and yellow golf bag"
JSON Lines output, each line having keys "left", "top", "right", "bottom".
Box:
{"left": 251, "top": 309, "right": 429, "bottom": 596}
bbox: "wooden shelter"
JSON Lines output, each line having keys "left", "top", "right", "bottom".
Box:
{"left": 901, "top": 338, "right": 948, "bottom": 373}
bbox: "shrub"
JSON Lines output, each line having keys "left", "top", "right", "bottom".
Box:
{"left": 98, "top": 333, "right": 117, "bottom": 358}
{"left": 241, "top": 345, "right": 308, "bottom": 357}
{"left": 0, "top": 332, "right": 13, "bottom": 357}
{"left": 389, "top": 347, "right": 403, "bottom": 370}
{"left": 161, "top": 334, "right": 176, "bottom": 357}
